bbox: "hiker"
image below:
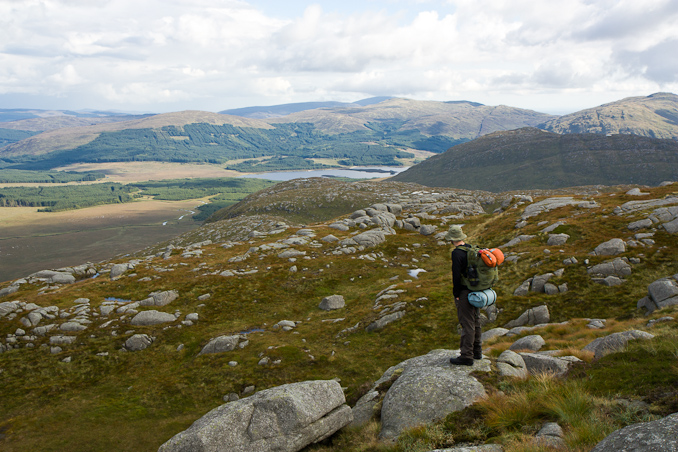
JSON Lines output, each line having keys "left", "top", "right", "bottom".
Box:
{"left": 446, "top": 225, "right": 482, "bottom": 366}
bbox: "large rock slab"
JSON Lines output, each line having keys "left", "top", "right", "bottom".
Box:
{"left": 583, "top": 330, "right": 654, "bottom": 360}
{"left": 377, "top": 350, "right": 489, "bottom": 440}
{"left": 591, "top": 412, "right": 678, "bottom": 452}
{"left": 158, "top": 380, "right": 352, "bottom": 452}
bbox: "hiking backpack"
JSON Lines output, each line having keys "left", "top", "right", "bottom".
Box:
{"left": 460, "top": 244, "right": 504, "bottom": 291}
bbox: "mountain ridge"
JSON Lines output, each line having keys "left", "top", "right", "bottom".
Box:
{"left": 392, "top": 127, "right": 678, "bottom": 191}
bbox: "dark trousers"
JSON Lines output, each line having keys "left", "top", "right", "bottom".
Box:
{"left": 455, "top": 290, "right": 482, "bottom": 359}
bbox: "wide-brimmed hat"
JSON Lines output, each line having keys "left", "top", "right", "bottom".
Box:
{"left": 444, "top": 225, "right": 467, "bottom": 241}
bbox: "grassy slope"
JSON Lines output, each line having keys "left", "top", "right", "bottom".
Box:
{"left": 392, "top": 127, "right": 678, "bottom": 191}
{"left": 0, "top": 180, "right": 677, "bottom": 452}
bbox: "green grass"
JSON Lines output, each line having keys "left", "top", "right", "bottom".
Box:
{"left": 1, "top": 181, "right": 678, "bottom": 451}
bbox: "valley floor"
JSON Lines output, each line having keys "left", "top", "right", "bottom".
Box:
{"left": 0, "top": 199, "right": 204, "bottom": 282}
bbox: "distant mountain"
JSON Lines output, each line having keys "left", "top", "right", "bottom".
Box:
{"left": 540, "top": 92, "right": 678, "bottom": 140}
{"left": 268, "top": 98, "right": 555, "bottom": 137}
{"left": 0, "top": 111, "right": 273, "bottom": 158}
{"left": 219, "top": 97, "right": 392, "bottom": 119}
{"left": 0, "top": 99, "right": 555, "bottom": 171}
{"left": 0, "top": 108, "right": 151, "bottom": 132}
{"left": 391, "top": 127, "right": 678, "bottom": 191}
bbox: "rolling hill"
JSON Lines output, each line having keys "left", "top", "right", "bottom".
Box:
{"left": 540, "top": 92, "right": 678, "bottom": 140}
{"left": 391, "top": 127, "right": 678, "bottom": 191}
{"left": 0, "top": 99, "right": 555, "bottom": 172}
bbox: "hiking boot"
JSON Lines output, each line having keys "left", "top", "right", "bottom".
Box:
{"left": 474, "top": 350, "right": 483, "bottom": 360}
{"left": 449, "top": 356, "right": 474, "bottom": 366}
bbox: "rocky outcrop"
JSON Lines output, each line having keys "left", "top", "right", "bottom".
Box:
{"left": 158, "top": 380, "right": 352, "bottom": 452}
{"left": 583, "top": 330, "right": 654, "bottom": 360}
{"left": 504, "top": 305, "right": 550, "bottom": 329}
{"left": 591, "top": 412, "right": 678, "bottom": 452}
{"left": 350, "top": 349, "right": 489, "bottom": 440}
{"left": 637, "top": 275, "right": 678, "bottom": 314}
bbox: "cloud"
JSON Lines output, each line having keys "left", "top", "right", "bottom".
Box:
{"left": 0, "top": 0, "right": 676, "bottom": 112}
{"left": 614, "top": 39, "right": 678, "bottom": 84}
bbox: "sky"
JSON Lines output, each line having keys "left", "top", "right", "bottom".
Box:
{"left": 1, "top": 0, "right": 677, "bottom": 115}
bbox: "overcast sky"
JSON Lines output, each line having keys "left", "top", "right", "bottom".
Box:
{"left": 1, "top": 0, "right": 677, "bottom": 115}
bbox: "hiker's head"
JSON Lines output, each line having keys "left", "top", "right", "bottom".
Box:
{"left": 445, "top": 225, "right": 467, "bottom": 243}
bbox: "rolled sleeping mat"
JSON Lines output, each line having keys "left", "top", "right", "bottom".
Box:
{"left": 468, "top": 288, "right": 497, "bottom": 308}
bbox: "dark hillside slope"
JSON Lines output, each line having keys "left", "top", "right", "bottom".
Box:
{"left": 540, "top": 92, "right": 678, "bottom": 140}
{"left": 392, "top": 127, "right": 678, "bottom": 191}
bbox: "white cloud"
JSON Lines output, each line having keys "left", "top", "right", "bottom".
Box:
{"left": 0, "top": 0, "right": 676, "bottom": 113}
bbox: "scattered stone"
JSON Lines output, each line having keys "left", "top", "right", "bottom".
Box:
{"left": 199, "top": 335, "right": 248, "bottom": 355}
{"left": 594, "top": 238, "right": 626, "bottom": 256}
{"left": 547, "top": 234, "right": 570, "bottom": 246}
{"left": 481, "top": 327, "right": 509, "bottom": 341}
{"left": 519, "top": 352, "right": 580, "bottom": 378}
{"left": 130, "top": 310, "right": 176, "bottom": 326}
{"left": 139, "top": 290, "right": 179, "bottom": 307}
{"left": 509, "top": 335, "right": 546, "bottom": 352}
{"left": 124, "top": 334, "right": 154, "bottom": 351}
{"left": 534, "top": 422, "right": 567, "bottom": 450}
{"left": 319, "top": 295, "right": 345, "bottom": 311}
{"left": 496, "top": 349, "right": 528, "bottom": 378}
{"left": 504, "top": 305, "right": 550, "bottom": 329}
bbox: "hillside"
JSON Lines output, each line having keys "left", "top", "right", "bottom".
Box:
{"left": 0, "top": 99, "right": 554, "bottom": 172}
{"left": 0, "top": 111, "right": 273, "bottom": 159}
{"left": 1, "top": 177, "right": 677, "bottom": 451}
{"left": 540, "top": 92, "right": 678, "bottom": 140}
{"left": 268, "top": 98, "right": 555, "bottom": 137}
{"left": 392, "top": 127, "right": 678, "bottom": 191}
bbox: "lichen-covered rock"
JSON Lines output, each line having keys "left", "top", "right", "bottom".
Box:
{"left": 591, "top": 412, "right": 678, "bottom": 452}
{"left": 377, "top": 350, "right": 489, "bottom": 440}
{"left": 158, "top": 380, "right": 352, "bottom": 452}
{"left": 583, "top": 330, "right": 654, "bottom": 360}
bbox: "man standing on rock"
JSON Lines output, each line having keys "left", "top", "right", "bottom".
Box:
{"left": 445, "top": 225, "right": 481, "bottom": 366}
